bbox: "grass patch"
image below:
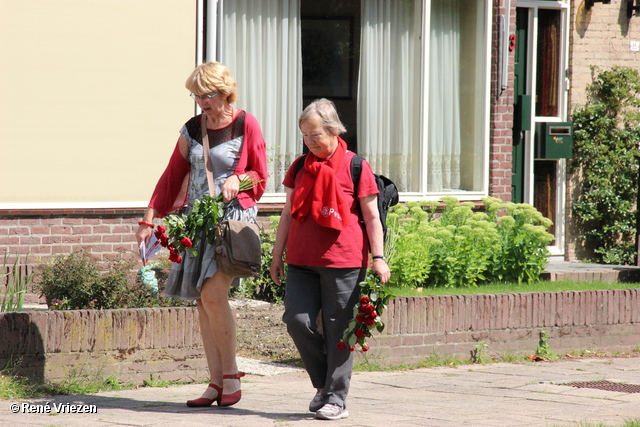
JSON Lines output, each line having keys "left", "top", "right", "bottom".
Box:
{"left": 0, "top": 371, "right": 130, "bottom": 400}
{"left": 388, "top": 279, "right": 640, "bottom": 297}
{"left": 0, "top": 364, "right": 202, "bottom": 400}
{"left": 354, "top": 352, "right": 469, "bottom": 372}
{"left": 354, "top": 346, "right": 640, "bottom": 373}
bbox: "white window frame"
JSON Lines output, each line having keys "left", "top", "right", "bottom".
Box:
{"left": 204, "top": 0, "right": 494, "bottom": 204}
{"left": 518, "top": 0, "right": 571, "bottom": 257}
{"left": 409, "top": 0, "right": 493, "bottom": 203}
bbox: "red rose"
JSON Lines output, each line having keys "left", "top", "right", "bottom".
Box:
{"left": 156, "top": 225, "right": 166, "bottom": 233}
{"left": 180, "top": 237, "right": 193, "bottom": 248}
{"left": 154, "top": 230, "right": 169, "bottom": 247}
{"left": 336, "top": 341, "right": 346, "bottom": 350}
{"left": 169, "top": 252, "right": 182, "bottom": 263}
{"left": 348, "top": 346, "right": 356, "bottom": 352}
{"left": 363, "top": 316, "right": 376, "bottom": 326}
{"left": 360, "top": 296, "right": 371, "bottom": 304}
{"left": 360, "top": 304, "right": 376, "bottom": 315}
{"left": 362, "top": 344, "right": 370, "bottom": 352}
{"left": 356, "top": 313, "right": 366, "bottom": 324}
{"left": 355, "top": 328, "right": 367, "bottom": 338}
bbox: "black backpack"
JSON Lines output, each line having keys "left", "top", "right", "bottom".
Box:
{"left": 294, "top": 154, "right": 399, "bottom": 240}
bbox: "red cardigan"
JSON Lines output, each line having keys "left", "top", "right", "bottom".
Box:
{"left": 148, "top": 111, "right": 268, "bottom": 218}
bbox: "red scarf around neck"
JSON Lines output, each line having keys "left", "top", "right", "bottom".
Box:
{"left": 290, "top": 137, "right": 351, "bottom": 230}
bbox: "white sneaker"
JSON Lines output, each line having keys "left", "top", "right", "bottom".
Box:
{"left": 315, "top": 403, "right": 349, "bottom": 420}
{"left": 309, "top": 388, "right": 325, "bottom": 412}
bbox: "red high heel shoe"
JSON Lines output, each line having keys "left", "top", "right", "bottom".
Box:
{"left": 186, "top": 383, "right": 222, "bottom": 407}
{"left": 220, "top": 372, "right": 245, "bottom": 407}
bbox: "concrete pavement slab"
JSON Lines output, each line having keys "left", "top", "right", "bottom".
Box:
{"left": 2, "top": 357, "right": 640, "bottom": 427}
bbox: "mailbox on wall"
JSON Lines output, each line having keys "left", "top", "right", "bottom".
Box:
{"left": 534, "top": 122, "right": 574, "bottom": 159}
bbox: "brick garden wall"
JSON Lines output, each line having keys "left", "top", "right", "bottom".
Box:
{"left": 3, "top": 289, "right": 639, "bottom": 384}
{"left": 372, "top": 289, "right": 640, "bottom": 366}
{"left": 0, "top": 307, "right": 207, "bottom": 384}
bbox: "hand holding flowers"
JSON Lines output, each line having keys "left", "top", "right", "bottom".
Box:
{"left": 337, "top": 218, "right": 398, "bottom": 352}
{"left": 153, "top": 175, "right": 260, "bottom": 264}
{"left": 337, "top": 275, "right": 395, "bottom": 352}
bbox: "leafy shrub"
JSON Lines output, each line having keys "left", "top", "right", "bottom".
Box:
{"left": 483, "top": 198, "right": 554, "bottom": 283}
{"left": 387, "top": 196, "right": 553, "bottom": 288}
{"left": 571, "top": 66, "right": 640, "bottom": 265}
{"left": 34, "top": 251, "right": 191, "bottom": 309}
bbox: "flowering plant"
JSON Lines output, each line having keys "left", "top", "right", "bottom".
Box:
{"left": 153, "top": 176, "right": 260, "bottom": 264}
{"left": 337, "top": 218, "right": 398, "bottom": 352}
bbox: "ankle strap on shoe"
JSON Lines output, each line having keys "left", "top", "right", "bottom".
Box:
{"left": 207, "top": 383, "right": 223, "bottom": 393}
{"left": 223, "top": 372, "right": 245, "bottom": 380}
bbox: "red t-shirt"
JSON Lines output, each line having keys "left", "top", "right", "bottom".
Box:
{"left": 283, "top": 152, "right": 379, "bottom": 268}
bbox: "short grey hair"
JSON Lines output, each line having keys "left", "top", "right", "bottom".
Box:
{"left": 298, "top": 98, "right": 346, "bottom": 136}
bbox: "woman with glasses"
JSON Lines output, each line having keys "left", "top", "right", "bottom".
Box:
{"left": 135, "top": 61, "right": 267, "bottom": 408}
{"left": 270, "top": 99, "right": 390, "bottom": 420}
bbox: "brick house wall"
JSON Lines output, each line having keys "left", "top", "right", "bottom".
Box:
{"left": 565, "top": 0, "right": 640, "bottom": 260}
{"left": 0, "top": 3, "right": 516, "bottom": 272}
{"left": 490, "top": 0, "right": 516, "bottom": 203}
{"left": 0, "top": 209, "right": 145, "bottom": 292}
{"left": 0, "top": 209, "right": 279, "bottom": 289}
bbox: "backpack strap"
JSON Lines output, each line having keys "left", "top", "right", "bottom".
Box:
{"left": 350, "top": 155, "right": 365, "bottom": 226}
{"left": 294, "top": 152, "right": 362, "bottom": 197}
{"left": 350, "top": 154, "right": 363, "bottom": 199}
{"left": 294, "top": 153, "right": 307, "bottom": 177}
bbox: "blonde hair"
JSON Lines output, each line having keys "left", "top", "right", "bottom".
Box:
{"left": 185, "top": 62, "right": 238, "bottom": 104}
{"left": 298, "top": 98, "right": 346, "bottom": 136}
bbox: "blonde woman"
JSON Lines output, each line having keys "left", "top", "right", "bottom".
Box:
{"left": 136, "top": 62, "right": 267, "bottom": 407}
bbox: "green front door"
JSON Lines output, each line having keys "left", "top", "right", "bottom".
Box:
{"left": 512, "top": 8, "right": 531, "bottom": 203}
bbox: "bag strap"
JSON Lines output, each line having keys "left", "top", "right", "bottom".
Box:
{"left": 201, "top": 114, "right": 215, "bottom": 197}
{"left": 294, "top": 152, "right": 307, "bottom": 176}
{"left": 350, "top": 155, "right": 365, "bottom": 224}
{"left": 295, "top": 152, "right": 365, "bottom": 221}
{"left": 294, "top": 152, "right": 363, "bottom": 189}
{"left": 350, "top": 154, "right": 363, "bottom": 200}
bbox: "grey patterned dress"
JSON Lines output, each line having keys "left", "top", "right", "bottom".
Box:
{"left": 163, "top": 112, "right": 258, "bottom": 300}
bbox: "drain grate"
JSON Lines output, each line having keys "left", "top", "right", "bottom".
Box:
{"left": 563, "top": 380, "right": 640, "bottom": 393}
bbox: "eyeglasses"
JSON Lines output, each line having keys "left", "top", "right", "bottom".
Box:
{"left": 190, "top": 93, "right": 218, "bottom": 100}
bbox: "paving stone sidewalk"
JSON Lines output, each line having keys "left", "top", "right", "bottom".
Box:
{"left": 3, "top": 356, "right": 640, "bottom": 427}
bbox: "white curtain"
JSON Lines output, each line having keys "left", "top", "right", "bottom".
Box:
{"left": 357, "top": 0, "right": 422, "bottom": 192}
{"left": 428, "top": 0, "right": 461, "bottom": 191}
{"left": 220, "top": 0, "right": 302, "bottom": 193}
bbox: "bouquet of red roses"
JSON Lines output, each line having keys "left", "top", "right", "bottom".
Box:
{"left": 337, "top": 219, "right": 398, "bottom": 352}
{"left": 337, "top": 275, "right": 395, "bottom": 352}
{"left": 153, "top": 176, "right": 260, "bottom": 264}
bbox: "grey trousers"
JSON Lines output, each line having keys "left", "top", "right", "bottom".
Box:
{"left": 283, "top": 264, "right": 367, "bottom": 408}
